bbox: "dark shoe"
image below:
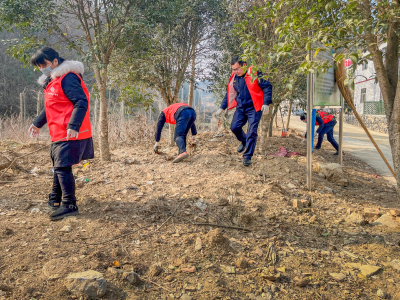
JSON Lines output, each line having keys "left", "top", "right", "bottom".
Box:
{"left": 50, "top": 204, "right": 79, "bottom": 221}
{"left": 243, "top": 158, "right": 252, "bottom": 167}
{"left": 173, "top": 152, "right": 189, "bottom": 163}
{"left": 333, "top": 151, "right": 339, "bottom": 155}
{"left": 314, "top": 146, "right": 321, "bottom": 150}
{"left": 238, "top": 142, "right": 246, "bottom": 153}
{"left": 48, "top": 194, "right": 61, "bottom": 211}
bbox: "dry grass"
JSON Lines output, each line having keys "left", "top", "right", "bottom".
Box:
{"left": 0, "top": 113, "right": 154, "bottom": 147}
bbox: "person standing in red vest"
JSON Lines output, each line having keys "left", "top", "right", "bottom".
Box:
{"left": 154, "top": 103, "right": 197, "bottom": 163}
{"left": 28, "top": 47, "right": 94, "bottom": 220}
{"left": 215, "top": 56, "right": 273, "bottom": 166}
{"left": 300, "top": 111, "right": 339, "bottom": 154}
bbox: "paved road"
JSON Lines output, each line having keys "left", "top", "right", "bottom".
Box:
{"left": 284, "top": 115, "right": 396, "bottom": 185}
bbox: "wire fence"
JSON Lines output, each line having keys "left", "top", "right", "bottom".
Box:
{"left": 364, "top": 101, "right": 385, "bottom": 115}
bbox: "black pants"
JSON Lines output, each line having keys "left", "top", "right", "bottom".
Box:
{"left": 50, "top": 167, "right": 76, "bottom": 205}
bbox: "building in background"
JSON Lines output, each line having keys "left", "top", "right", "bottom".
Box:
{"left": 345, "top": 43, "right": 392, "bottom": 133}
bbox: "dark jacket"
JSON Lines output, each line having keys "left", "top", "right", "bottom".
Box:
{"left": 221, "top": 71, "right": 273, "bottom": 110}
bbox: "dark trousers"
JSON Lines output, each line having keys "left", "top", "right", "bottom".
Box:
{"left": 50, "top": 167, "right": 76, "bottom": 205}
{"left": 175, "top": 108, "right": 196, "bottom": 154}
{"left": 231, "top": 106, "right": 263, "bottom": 160}
{"left": 316, "top": 120, "right": 339, "bottom": 150}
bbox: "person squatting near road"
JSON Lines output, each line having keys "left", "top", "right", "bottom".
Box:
{"left": 28, "top": 47, "right": 94, "bottom": 221}
{"left": 215, "top": 56, "right": 273, "bottom": 166}
{"left": 154, "top": 103, "right": 197, "bottom": 163}
{"left": 300, "top": 111, "right": 340, "bottom": 155}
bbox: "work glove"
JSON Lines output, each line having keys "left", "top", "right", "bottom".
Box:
{"left": 66, "top": 129, "right": 79, "bottom": 141}
{"left": 261, "top": 105, "right": 269, "bottom": 114}
{"left": 154, "top": 142, "right": 159, "bottom": 149}
{"left": 215, "top": 108, "right": 225, "bottom": 117}
{"left": 28, "top": 124, "right": 40, "bottom": 138}
{"left": 191, "top": 136, "right": 197, "bottom": 144}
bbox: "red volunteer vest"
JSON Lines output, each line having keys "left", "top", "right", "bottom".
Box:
{"left": 44, "top": 72, "right": 92, "bottom": 142}
{"left": 163, "top": 103, "right": 190, "bottom": 125}
{"left": 226, "top": 66, "right": 264, "bottom": 112}
{"left": 316, "top": 111, "right": 334, "bottom": 125}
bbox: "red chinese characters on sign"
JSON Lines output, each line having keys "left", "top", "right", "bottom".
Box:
{"left": 344, "top": 59, "right": 353, "bottom": 68}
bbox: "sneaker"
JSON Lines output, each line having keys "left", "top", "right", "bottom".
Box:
{"left": 49, "top": 204, "right": 79, "bottom": 221}
{"left": 314, "top": 146, "right": 321, "bottom": 150}
{"left": 333, "top": 151, "right": 339, "bottom": 155}
{"left": 173, "top": 152, "right": 189, "bottom": 163}
{"left": 237, "top": 142, "right": 246, "bottom": 153}
{"left": 243, "top": 158, "right": 252, "bottom": 167}
{"left": 48, "top": 194, "right": 61, "bottom": 211}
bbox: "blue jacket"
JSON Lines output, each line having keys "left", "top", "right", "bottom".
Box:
{"left": 221, "top": 71, "right": 273, "bottom": 110}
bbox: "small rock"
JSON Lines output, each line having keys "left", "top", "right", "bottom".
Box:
{"left": 360, "top": 265, "right": 381, "bottom": 277}
{"left": 377, "top": 289, "right": 387, "bottom": 299}
{"left": 260, "top": 272, "right": 280, "bottom": 281}
{"left": 149, "top": 264, "right": 163, "bottom": 277}
{"left": 254, "top": 247, "right": 263, "bottom": 257}
{"left": 193, "top": 216, "right": 207, "bottom": 223}
{"left": 345, "top": 213, "right": 365, "bottom": 225}
{"left": 194, "top": 199, "right": 207, "bottom": 211}
{"left": 121, "top": 271, "right": 139, "bottom": 284}
{"left": 235, "top": 256, "right": 249, "bottom": 269}
{"left": 270, "top": 284, "right": 278, "bottom": 292}
{"left": 240, "top": 213, "right": 253, "bottom": 224}
{"left": 325, "top": 187, "right": 334, "bottom": 194}
{"left": 59, "top": 226, "right": 72, "bottom": 233}
{"left": 293, "top": 199, "right": 303, "bottom": 209}
{"left": 287, "top": 183, "right": 296, "bottom": 189}
{"left": 364, "top": 208, "right": 381, "bottom": 218}
{"left": 181, "top": 266, "right": 196, "bottom": 273}
{"left": 372, "top": 214, "right": 399, "bottom": 228}
{"left": 181, "top": 294, "right": 192, "bottom": 300}
{"left": 374, "top": 236, "right": 385, "bottom": 243}
{"left": 217, "top": 198, "right": 229, "bottom": 206}
{"left": 195, "top": 237, "right": 202, "bottom": 251}
{"left": 389, "top": 209, "right": 400, "bottom": 216}
{"left": 65, "top": 270, "right": 106, "bottom": 298}
{"left": 124, "top": 158, "right": 137, "bottom": 165}
{"left": 345, "top": 263, "right": 361, "bottom": 269}
{"left": 329, "top": 273, "right": 346, "bottom": 281}
{"left": 390, "top": 259, "right": 400, "bottom": 272}
{"left": 295, "top": 277, "right": 309, "bottom": 287}
{"left": 220, "top": 265, "right": 235, "bottom": 274}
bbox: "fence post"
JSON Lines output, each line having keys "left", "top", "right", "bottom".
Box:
{"left": 20, "top": 92, "right": 24, "bottom": 121}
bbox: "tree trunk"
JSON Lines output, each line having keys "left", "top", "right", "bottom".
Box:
{"left": 275, "top": 108, "right": 278, "bottom": 128}
{"left": 94, "top": 96, "right": 98, "bottom": 135}
{"left": 169, "top": 124, "right": 175, "bottom": 147}
{"left": 94, "top": 66, "right": 111, "bottom": 161}
{"left": 269, "top": 106, "right": 278, "bottom": 137}
{"left": 20, "top": 92, "right": 23, "bottom": 121}
{"left": 188, "top": 51, "right": 195, "bottom": 107}
{"left": 259, "top": 105, "right": 273, "bottom": 154}
{"left": 23, "top": 92, "right": 26, "bottom": 122}
{"left": 286, "top": 100, "right": 293, "bottom": 130}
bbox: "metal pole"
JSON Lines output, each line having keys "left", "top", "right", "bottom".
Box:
{"left": 307, "top": 72, "right": 313, "bottom": 191}
{"left": 339, "top": 94, "right": 344, "bottom": 165}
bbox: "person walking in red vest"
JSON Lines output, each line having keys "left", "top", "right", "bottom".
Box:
{"left": 300, "top": 111, "right": 339, "bottom": 155}
{"left": 215, "top": 56, "right": 273, "bottom": 166}
{"left": 154, "top": 103, "right": 197, "bottom": 163}
{"left": 28, "top": 47, "right": 94, "bottom": 220}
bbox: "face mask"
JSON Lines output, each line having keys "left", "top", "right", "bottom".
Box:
{"left": 39, "top": 64, "right": 53, "bottom": 76}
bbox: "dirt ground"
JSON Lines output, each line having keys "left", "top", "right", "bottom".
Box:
{"left": 0, "top": 127, "right": 400, "bottom": 300}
